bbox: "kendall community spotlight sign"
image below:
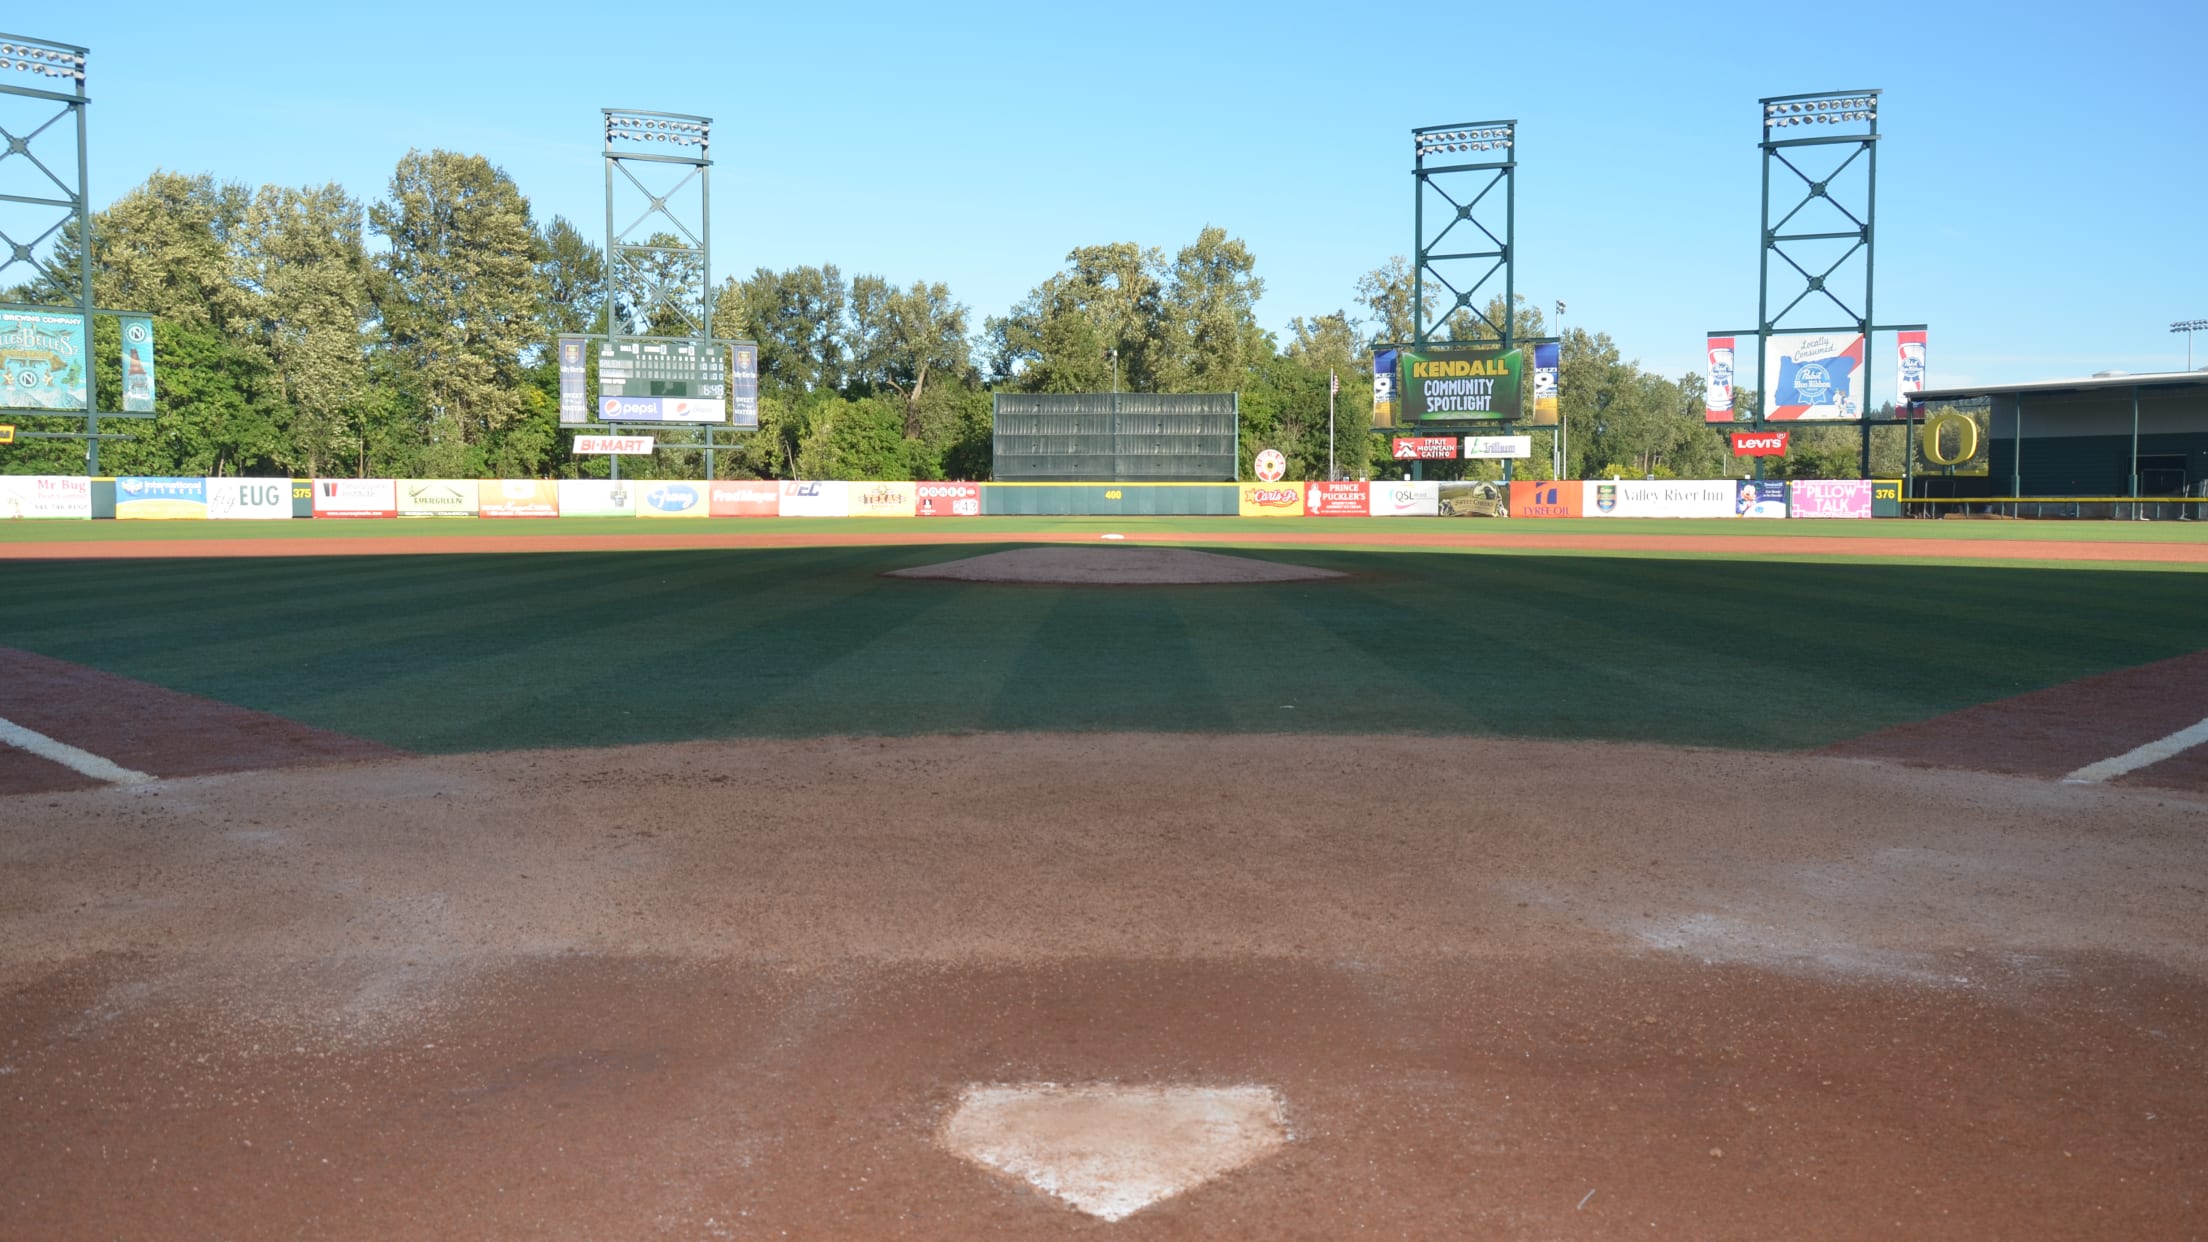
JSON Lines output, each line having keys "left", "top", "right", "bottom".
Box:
{"left": 1398, "top": 344, "right": 1525, "bottom": 422}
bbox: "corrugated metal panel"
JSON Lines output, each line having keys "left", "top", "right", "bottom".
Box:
{"left": 993, "top": 393, "right": 1239, "bottom": 481}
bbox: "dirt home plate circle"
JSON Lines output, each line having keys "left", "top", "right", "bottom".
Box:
{"left": 1253, "top": 448, "right": 1287, "bottom": 482}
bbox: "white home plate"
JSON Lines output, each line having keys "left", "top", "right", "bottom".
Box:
{"left": 941, "top": 1083, "right": 1288, "bottom": 1221}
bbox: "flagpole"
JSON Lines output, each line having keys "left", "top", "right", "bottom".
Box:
{"left": 1328, "top": 370, "right": 1338, "bottom": 480}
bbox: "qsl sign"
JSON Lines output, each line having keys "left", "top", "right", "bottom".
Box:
{"left": 1731, "top": 430, "right": 1790, "bottom": 457}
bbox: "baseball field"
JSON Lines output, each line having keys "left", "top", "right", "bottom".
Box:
{"left": 3, "top": 515, "right": 2205, "bottom": 1238}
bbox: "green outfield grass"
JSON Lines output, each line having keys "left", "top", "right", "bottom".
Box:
{"left": 3, "top": 513, "right": 2208, "bottom": 544}
{"left": 2, "top": 542, "right": 2202, "bottom": 754}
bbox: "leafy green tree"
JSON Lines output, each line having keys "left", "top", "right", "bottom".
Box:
{"left": 232, "top": 183, "right": 374, "bottom": 476}
{"left": 986, "top": 241, "right": 1171, "bottom": 392}
{"left": 847, "top": 275, "right": 972, "bottom": 437}
{"left": 536, "top": 216, "right": 607, "bottom": 336}
{"left": 1159, "top": 227, "right": 1268, "bottom": 392}
{"left": 369, "top": 150, "right": 543, "bottom": 476}
{"left": 727, "top": 265, "right": 848, "bottom": 394}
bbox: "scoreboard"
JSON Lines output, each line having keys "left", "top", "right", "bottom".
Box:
{"left": 593, "top": 339, "right": 759, "bottom": 427}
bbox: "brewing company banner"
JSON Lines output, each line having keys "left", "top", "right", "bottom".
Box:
{"left": 1763, "top": 333, "right": 1865, "bottom": 420}
{"left": 1705, "top": 336, "right": 1736, "bottom": 422}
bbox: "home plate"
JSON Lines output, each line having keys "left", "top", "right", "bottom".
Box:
{"left": 940, "top": 1083, "right": 1289, "bottom": 1221}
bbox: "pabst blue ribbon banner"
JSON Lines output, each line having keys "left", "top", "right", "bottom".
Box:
{"left": 1896, "top": 330, "right": 1928, "bottom": 409}
{"left": 1763, "top": 333, "right": 1866, "bottom": 420}
{"left": 1705, "top": 336, "right": 1736, "bottom": 423}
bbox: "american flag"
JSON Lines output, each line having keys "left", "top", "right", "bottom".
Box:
{"left": 1328, "top": 370, "right": 1339, "bottom": 395}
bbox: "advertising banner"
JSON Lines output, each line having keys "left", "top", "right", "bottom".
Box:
{"left": 120, "top": 315, "right": 156, "bottom": 413}
{"left": 709, "top": 480, "right": 782, "bottom": 517}
{"left": 1896, "top": 330, "right": 1928, "bottom": 409}
{"left": 313, "top": 478, "right": 398, "bottom": 518}
{"left": 727, "top": 341, "right": 760, "bottom": 430}
{"left": 1437, "top": 481, "right": 1506, "bottom": 517}
{"left": 480, "top": 479, "right": 559, "bottom": 518}
{"left": 779, "top": 481, "right": 850, "bottom": 518}
{"left": 397, "top": 479, "right": 479, "bottom": 517}
{"left": 1, "top": 309, "right": 88, "bottom": 411}
{"left": 915, "top": 481, "right": 981, "bottom": 517}
{"left": 1737, "top": 479, "right": 1789, "bottom": 518}
{"left": 557, "top": 336, "right": 590, "bottom": 424}
{"left": 1507, "top": 480, "right": 1582, "bottom": 518}
{"left": 849, "top": 481, "right": 918, "bottom": 517}
{"left": 1464, "top": 435, "right": 1532, "bottom": 459}
{"left": 1705, "top": 336, "right": 1736, "bottom": 422}
{"left": 1764, "top": 333, "right": 1866, "bottom": 420}
{"left": 637, "top": 481, "right": 708, "bottom": 518}
{"left": 556, "top": 479, "right": 637, "bottom": 517}
{"left": 573, "top": 435, "right": 654, "bottom": 454}
{"left": 1304, "top": 481, "right": 1369, "bottom": 516}
{"left": 598, "top": 396, "right": 724, "bottom": 423}
{"left": 1789, "top": 478, "right": 1873, "bottom": 519}
{"left": 205, "top": 477, "right": 291, "bottom": 520}
{"left": 1368, "top": 481, "right": 1439, "bottom": 517}
{"left": 1731, "top": 430, "right": 1789, "bottom": 456}
{"left": 1398, "top": 344, "right": 1525, "bottom": 421}
{"left": 115, "top": 476, "right": 207, "bottom": 520}
{"left": 1585, "top": 479, "right": 1736, "bottom": 518}
{"left": 1392, "top": 436, "right": 1457, "bottom": 460}
{"left": 1531, "top": 341, "right": 1560, "bottom": 425}
{"left": 1237, "top": 484, "right": 1305, "bottom": 517}
{"left": 1371, "top": 348, "right": 1398, "bottom": 428}
{"left": 0, "top": 474, "right": 92, "bottom": 519}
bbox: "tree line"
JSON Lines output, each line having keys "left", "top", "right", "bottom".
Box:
{"left": 4, "top": 148, "right": 1869, "bottom": 483}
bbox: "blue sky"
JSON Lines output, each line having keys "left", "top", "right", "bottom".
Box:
{"left": 27, "top": 0, "right": 2208, "bottom": 388}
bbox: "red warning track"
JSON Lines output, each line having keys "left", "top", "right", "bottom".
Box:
{"left": 4, "top": 527, "right": 2208, "bottom": 563}
{"left": 1822, "top": 648, "right": 2208, "bottom": 791}
{"left": 0, "top": 647, "right": 402, "bottom": 796}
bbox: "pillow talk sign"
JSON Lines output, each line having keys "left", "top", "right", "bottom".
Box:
{"left": 1398, "top": 345, "right": 1524, "bottom": 422}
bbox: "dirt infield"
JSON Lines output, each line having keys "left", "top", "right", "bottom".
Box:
{"left": 0, "top": 647, "right": 400, "bottom": 796}
{"left": 5, "top": 525, "right": 2208, "bottom": 563}
{"left": 3, "top": 734, "right": 2205, "bottom": 1238}
{"left": 1824, "top": 648, "right": 2208, "bottom": 789}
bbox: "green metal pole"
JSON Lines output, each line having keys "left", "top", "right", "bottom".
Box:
{"left": 2130, "top": 385, "right": 2141, "bottom": 501}
{"left": 700, "top": 144, "right": 713, "bottom": 482}
{"left": 2012, "top": 394, "right": 2023, "bottom": 500}
{"left": 77, "top": 87, "right": 95, "bottom": 476}
{"left": 605, "top": 147, "right": 619, "bottom": 486}
{"left": 1860, "top": 122, "right": 1877, "bottom": 480}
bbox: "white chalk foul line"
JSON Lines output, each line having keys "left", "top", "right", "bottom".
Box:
{"left": 2062, "top": 716, "right": 2208, "bottom": 785}
{"left": 0, "top": 714, "right": 155, "bottom": 786}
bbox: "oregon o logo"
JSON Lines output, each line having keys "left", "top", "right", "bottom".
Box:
{"left": 1920, "top": 412, "right": 1978, "bottom": 467}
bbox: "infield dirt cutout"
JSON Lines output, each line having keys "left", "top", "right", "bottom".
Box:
{"left": 4, "top": 731, "right": 2206, "bottom": 1238}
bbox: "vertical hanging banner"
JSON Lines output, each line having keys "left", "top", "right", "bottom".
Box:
{"left": 120, "top": 315, "right": 156, "bottom": 413}
{"left": 1704, "top": 336, "right": 1736, "bottom": 422}
{"left": 1371, "top": 348, "right": 1398, "bottom": 428}
{"left": 727, "top": 340, "right": 760, "bottom": 430}
{"left": 557, "top": 336, "right": 589, "bottom": 425}
{"left": 1896, "top": 330, "right": 1928, "bottom": 410}
{"left": 1764, "top": 333, "right": 1866, "bottom": 420}
{"left": 1531, "top": 342, "right": 1560, "bottom": 425}
{"left": 0, "top": 309, "right": 88, "bottom": 411}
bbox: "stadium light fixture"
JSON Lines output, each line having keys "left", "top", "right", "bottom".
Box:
{"left": 1416, "top": 121, "right": 1514, "bottom": 160}
{"left": 604, "top": 110, "right": 710, "bottom": 151}
{"left": 2173, "top": 319, "right": 2208, "bottom": 371}
{"left": 0, "top": 38, "right": 85, "bottom": 83}
{"left": 1763, "top": 92, "right": 1878, "bottom": 134}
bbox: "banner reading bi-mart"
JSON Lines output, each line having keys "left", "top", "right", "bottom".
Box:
{"left": 1398, "top": 344, "right": 1524, "bottom": 422}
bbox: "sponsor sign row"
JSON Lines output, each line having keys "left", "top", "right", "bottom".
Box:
{"left": 19, "top": 477, "right": 1889, "bottom": 522}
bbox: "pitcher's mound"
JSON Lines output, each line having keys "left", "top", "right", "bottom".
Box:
{"left": 886, "top": 546, "right": 1344, "bottom": 585}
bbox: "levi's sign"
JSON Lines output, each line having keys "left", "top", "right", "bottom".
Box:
{"left": 1731, "top": 431, "right": 1790, "bottom": 457}
{"left": 574, "top": 435, "right": 655, "bottom": 454}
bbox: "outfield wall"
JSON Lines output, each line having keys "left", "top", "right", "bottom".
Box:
{"left": 1, "top": 476, "right": 1903, "bottom": 520}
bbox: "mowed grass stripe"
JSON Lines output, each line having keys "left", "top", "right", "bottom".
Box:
{"left": 1, "top": 544, "right": 2203, "bottom": 752}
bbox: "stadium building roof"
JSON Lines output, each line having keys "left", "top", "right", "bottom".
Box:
{"left": 1911, "top": 370, "right": 2208, "bottom": 403}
